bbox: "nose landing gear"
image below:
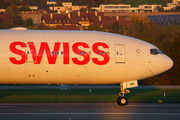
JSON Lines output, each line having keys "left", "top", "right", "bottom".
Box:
{"left": 117, "top": 82, "right": 130, "bottom": 105}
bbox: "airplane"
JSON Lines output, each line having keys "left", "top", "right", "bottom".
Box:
{"left": 0, "top": 27, "right": 173, "bottom": 105}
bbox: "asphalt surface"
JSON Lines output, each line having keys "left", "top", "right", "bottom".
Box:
{"left": 0, "top": 103, "right": 180, "bottom": 120}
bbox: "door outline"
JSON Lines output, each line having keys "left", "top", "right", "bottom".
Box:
{"left": 115, "top": 44, "right": 126, "bottom": 63}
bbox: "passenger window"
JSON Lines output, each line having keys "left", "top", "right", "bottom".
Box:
{"left": 61, "top": 51, "right": 63, "bottom": 55}
{"left": 107, "top": 51, "right": 110, "bottom": 55}
{"left": 27, "top": 51, "right": 29, "bottom": 54}
{"left": 117, "top": 52, "right": 118, "bottom": 55}
{"left": 89, "top": 51, "right": 91, "bottom": 55}
{"left": 84, "top": 51, "right": 87, "bottom": 55}
{"left": 98, "top": 52, "right": 101, "bottom": 55}
{"left": 79, "top": 51, "right": 82, "bottom": 55}
{"left": 102, "top": 52, "right": 105, "bottom": 55}
{"left": 52, "top": 51, "right": 54, "bottom": 55}
{"left": 56, "top": 51, "right": 59, "bottom": 55}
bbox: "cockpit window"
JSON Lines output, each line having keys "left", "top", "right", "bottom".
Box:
{"left": 150, "top": 49, "right": 163, "bottom": 55}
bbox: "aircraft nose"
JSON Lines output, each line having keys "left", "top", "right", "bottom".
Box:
{"left": 166, "top": 57, "right": 173, "bottom": 70}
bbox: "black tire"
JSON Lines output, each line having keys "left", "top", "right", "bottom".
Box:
{"left": 117, "top": 97, "right": 128, "bottom": 106}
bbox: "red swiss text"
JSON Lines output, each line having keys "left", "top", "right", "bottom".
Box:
{"left": 9, "top": 42, "right": 110, "bottom": 65}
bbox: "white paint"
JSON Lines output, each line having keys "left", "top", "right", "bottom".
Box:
{"left": 0, "top": 30, "right": 173, "bottom": 85}
{"left": 123, "top": 80, "right": 138, "bottom": 89}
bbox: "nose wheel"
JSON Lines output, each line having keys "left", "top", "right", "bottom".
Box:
{"left": 117, "top": 97, "right": 128, "bottom": 105}
{"left": 117, "top": 82, "right": 130, "bottom": 106}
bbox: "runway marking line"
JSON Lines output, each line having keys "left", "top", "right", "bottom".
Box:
{"left": 0, "top": 113, "right": 180, "bottom": 115}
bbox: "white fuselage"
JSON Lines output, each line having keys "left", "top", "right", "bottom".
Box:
{"left": 0, "top": 30, "right": 173, "bottom": 84}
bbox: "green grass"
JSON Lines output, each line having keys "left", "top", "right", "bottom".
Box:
{"left": 123, "top": 0, "right": 167, "bottom": 7}
{"left": 0, "top": 89, "right": 180, "bottom": 103}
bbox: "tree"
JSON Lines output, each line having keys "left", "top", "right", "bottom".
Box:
{"left": 50, "top": 26, "right": 60, "bottom": 30}
{"left": 109, "top": 0, "right": 122, "bottom": 4}
{"left": 157, "top": 6, "right": 164, "bottom": 12}
{"left": 12, "top": 14, "right": 24, "bottom": 26}
{"left": 166, "top": 34, "right": 180, "bottom": 85}
{"left": 111, "top": 22, "right": 127, "bottom": 35}
{"left": 5, "top": 6, "right": 14, "bottom": 17}
{"left": 57, "top": 2, "right": 62, "bottom": 6}
{"left": 141, "top": 22, "right": 163, "bottom": 48}
{"left": 90, "top": 0, "right": 96, "bottom": 7}
{"left": 10, "top": 5, "right": 19, "bottom": 14}
{"left": 175, "top": 6, "right": 180, "bottom": 12}
{"left": 126, "top": 20, "right": 163, "bottom": 50}
{"left": 1, "top": 3, "right": 8, "bottom": 9}
{"left": 40, "top": 0, "right": 48, "bottom": 5}
{"left": 5, "top": 5, "right": 20, "bottom": 16}
{"left": 164, "top": 0, "right": 172, "bottom": 3}
{"left": 0, "top": 22, "right": 15, "bottom": 29}
{"left": 129, "top": 15, "right": 149, "bottom": 25}
{"left": 166, "top": 25, "right": 178, "bottom": 42}
{"left": 5, "top": 0, "right": 14, "bottom": 5}
{"left": 86, "top": 24, "right": 102, "bottom": 31}
{"left": 14, "top": 0, "right": 21, "bottom": 6}
{"left": 80, "top": 8, "right": 88, "bottom": 12}
{"left": 102, "top": 0, "right": 109, "bottom": 4}
{"left": 24, "top": 18, "right": 34, "bottom": 27}
{"left": 0, "top": 0, "right": 20, "bottom": 7}
{"left": 112, "top": 22, "right": 119, "bottom": 33}
{"left": 126, "top": 23, "right": 144, "bottom": 38}
{"left": 168, "top": 34, "right": 180, "bottom": 58}
{"left": 127, "top": 15, "right": 161, "bottom": 40}
{"left": 35, "top": 23, "right": 49, "bottom": 30}
{"left": 19, "top": 6, "right": 31, "bottom": 11}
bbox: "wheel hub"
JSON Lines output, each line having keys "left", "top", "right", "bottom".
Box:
{"left": 121, "top": 98, "right": 126, "bottom": 104}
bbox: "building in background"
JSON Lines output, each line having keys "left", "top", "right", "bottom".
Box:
{"left": 173, "top": 0, "right": 180, "bottom": 5}
{"left": 18, "top": 6, "right": 39, "bottom": 14}
{"left": 164, "top": 0, "right": 180, "bottom": 10}
{"left": 47, "top": 0, "right": 57, "bottom": 5}
{"left": 91, "top": 4, "right": 161, "bottom": 13}
{"left": 0, "top": 9, "right": 6, "bottom": 13}
{"left": 139, "top": 4, "right": 161, "bottom": 13}
{"left": 49, "top": 0, "right": 87, "bottom": 13}
{"left": 41, "top": 12, "right": 79, "bottom": 30}
{"left": 41, "top": 12, "right": 132, "bottom": 30}
{"left": 91, "top": 4, "right": 132, "bottom": 12}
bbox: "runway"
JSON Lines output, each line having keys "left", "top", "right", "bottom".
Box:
{"left": 0, "top": 103, "right": 180, "bottom": 120}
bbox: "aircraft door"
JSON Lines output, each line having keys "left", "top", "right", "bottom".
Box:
{"left": 115, "top": 44, "right": 126, "bottom": 63}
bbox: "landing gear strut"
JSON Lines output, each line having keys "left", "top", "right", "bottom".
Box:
{"left": 117, "top": 82, "right": 130, "bottom": 105}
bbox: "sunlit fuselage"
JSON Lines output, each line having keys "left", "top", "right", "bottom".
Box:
{"left": 0, "top": 30, "right": 173, "bottom": 84}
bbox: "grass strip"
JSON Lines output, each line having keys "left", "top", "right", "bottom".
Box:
{"left": 123, "top": 0, "right": 167, "bottom": 7}
{"left": 0, "top": 88, "right": 180, "bottom": 103}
